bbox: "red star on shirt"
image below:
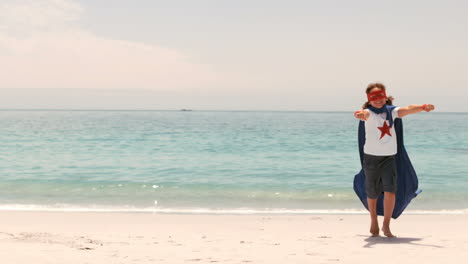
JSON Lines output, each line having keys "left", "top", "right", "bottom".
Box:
{"left": 378, "top": 121, "right": 392, "bottom": 139}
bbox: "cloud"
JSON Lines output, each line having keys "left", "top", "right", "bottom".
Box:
{"left": 0, "top": 0, "right": 218, "bottom": 90}
{"left": 0, "top": 0, "right": 82, "bottom": 32}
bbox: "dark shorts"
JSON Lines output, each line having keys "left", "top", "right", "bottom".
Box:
{"left": 363, "top": 154, "right": 398, "bottom": 199}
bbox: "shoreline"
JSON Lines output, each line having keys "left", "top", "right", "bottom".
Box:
{"left": 1, "top": 211, "right": 467, "bottom": 263}
{"left": 1, "top": 207, "right": 467, "bottom": 215}
{"left": 0, "top": 204, "right": 467, "bottom": 215}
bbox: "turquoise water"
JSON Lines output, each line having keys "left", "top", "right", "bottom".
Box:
{"left": 0, "top": 110, "right": 467, "bottom": 213}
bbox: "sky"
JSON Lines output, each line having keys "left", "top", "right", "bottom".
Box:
{"left": 1, "top": 0, "right": 467, "bottom": 111}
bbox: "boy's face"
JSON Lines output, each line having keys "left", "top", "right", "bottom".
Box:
{"left": 368, "top": 88, "right": 387, "bottom": 108}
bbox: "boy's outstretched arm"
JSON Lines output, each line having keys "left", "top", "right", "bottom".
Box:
{"left": 354, "top": 109, "right": 370, "bottom": 121}
{"left": 398, "top": 104, "right": 435, "bottom": 118}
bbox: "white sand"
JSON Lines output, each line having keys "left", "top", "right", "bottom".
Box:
{"left": 0, "top": 212, "right": 467, "bottom": 264}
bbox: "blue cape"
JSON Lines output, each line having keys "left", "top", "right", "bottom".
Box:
{"left": 353, "top": 108, "right": 421, "bottom": 219}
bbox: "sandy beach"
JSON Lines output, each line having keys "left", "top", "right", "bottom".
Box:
{"left": 1, "top": 212, "right": 467, "bottom": 264}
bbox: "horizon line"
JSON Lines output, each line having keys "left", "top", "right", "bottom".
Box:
{"left": 0, "top": 108, "right": 466, "bottom": 114}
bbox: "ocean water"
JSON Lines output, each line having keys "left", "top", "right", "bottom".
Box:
{"left": 0, "top": 110, "right": 467, "bottom": 214}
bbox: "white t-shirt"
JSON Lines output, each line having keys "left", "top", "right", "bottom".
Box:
{"left": 363, "top": 107, "right": 400, "bottom": 156}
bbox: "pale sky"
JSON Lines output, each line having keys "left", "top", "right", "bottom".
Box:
{"left": 1, "top": 0, "right": 467, "bottom": 111}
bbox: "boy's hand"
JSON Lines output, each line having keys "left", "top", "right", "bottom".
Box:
{"left": 422, "top": 104, "right": 435, "bottom": 112}
{"left": 354, "top": 110, "right": 369, "bottom": 121}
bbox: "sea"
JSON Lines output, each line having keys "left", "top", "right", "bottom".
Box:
{"left": 1, "top": 110, "right": 467, "bottom": 214}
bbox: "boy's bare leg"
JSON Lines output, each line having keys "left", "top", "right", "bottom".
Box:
{"left": 367, "top": 198, "right": 379, "bottom": 236}
{"left": 382, "top": 192, "right": 396, "bottom": 237}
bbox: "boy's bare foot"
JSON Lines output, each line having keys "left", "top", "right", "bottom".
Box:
{"left": 370, "top": 223, "right": 380, "bottom": 237}
{"left": 382, "top": 226, "right": 396, "bottom": 238}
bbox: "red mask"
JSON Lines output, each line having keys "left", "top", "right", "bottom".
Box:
{"left": 367, "top": 90, "right": 387, "bottom": 102}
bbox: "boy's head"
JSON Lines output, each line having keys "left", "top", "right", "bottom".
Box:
{"left": 366, "top": 83, "right": 391, "bottom": 108}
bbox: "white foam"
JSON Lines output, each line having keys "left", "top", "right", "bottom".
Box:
{"left": 0, "top": 204, "right": 467, "bottom": 215}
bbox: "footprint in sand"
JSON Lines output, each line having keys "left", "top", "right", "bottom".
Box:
{"left": 5, "top": 232, "right": 102, "bottom": 250}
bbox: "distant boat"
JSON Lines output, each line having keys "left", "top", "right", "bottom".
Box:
{"left": 180, "top": 109, "right": 192, "bottom": 111}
